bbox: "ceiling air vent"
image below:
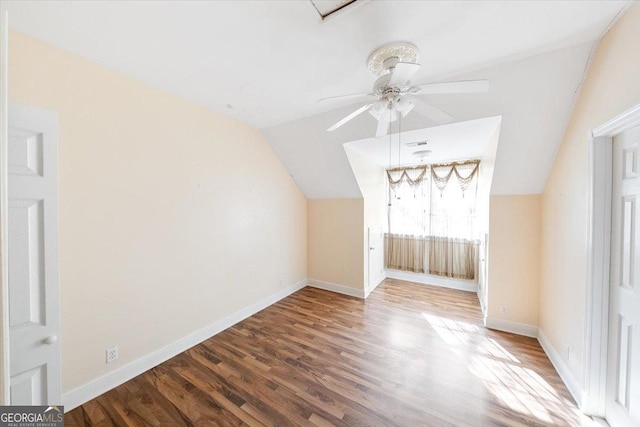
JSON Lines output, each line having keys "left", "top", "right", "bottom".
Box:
{"left": 309, "top": 0, "right": 361, "bottom": 20}
{"left": 405, "top": 141, "right": 429, "bottom": 147}
{"left": 413, "top": 150, "right": 432, "bottom": 157}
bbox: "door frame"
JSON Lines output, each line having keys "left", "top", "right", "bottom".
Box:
{"left": 584, "top": 103, "right": 640, "bottom": 416}
{"left": 0, "top": 8, "right": 10, "bottom": 405}
{"left": 367, "top": 226, "right": 384, "bottom": 296}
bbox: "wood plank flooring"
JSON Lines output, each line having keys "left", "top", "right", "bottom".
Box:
{"left": 65, "top": 279, "right": 591, "bottom": 426}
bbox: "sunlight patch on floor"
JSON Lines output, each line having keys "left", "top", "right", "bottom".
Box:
{"left": 422, "top": 313, "right": 477, "bottom": 348}
{"left": 388, "top": 318, "right": 420, "bottom": 347}
{"left": 422, "top": 312, "right": 596, "bottom": 426}
{"left": 468, "top": 354, "right": 555, "bottom": 423}
{"left": 482, "top": 338, "right": 520, "bottom": 363}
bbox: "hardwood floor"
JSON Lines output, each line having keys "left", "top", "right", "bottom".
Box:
{"left": 66, "top": 279, "right": 591, "bottom": 426}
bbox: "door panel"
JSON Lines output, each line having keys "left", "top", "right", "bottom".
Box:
{"left": 616, "top": 314, "right": 632, "bottom": 409}
{"left": 8, "top": 128, "right": 44, "bottom": 177}
{"left": 10, "top": 364, "right": 47, "bottom": 405}
{"left": 8, "top": 104, "right": 60, "bottom": 405}
{"left": 368, "top": 227, "right": 384, "bottom": 292}
{"left": 607, "top": 126, "right": 640, "bottom": 427}
{"left": 620, "top": 197, "right": 635, "bottom": 288}
{"left": 8, "top": 199, "right": 45, "bottom": 328}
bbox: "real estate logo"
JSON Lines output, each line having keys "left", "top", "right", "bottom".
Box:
{"left": 0, "top": 406, "right": 64, "bottom": 427}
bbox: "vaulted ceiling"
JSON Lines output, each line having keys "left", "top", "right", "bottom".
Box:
{"left": 264, "top": 41, "right": 597, "bottom": 197}
{"left": 344, "top": 116, "right": 503, "bottom": 169}
{"left": 3, "top": 0, "right": 633, "bottom": 197}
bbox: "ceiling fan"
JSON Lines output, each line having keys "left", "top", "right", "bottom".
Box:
{"left": 322, "top": 42, "right": 489, "bottom": 137}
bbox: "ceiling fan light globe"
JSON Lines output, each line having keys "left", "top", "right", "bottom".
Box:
{"left": 396, "top": 96, "right": 413, "bottom": 112}
{"left": 400, "top": 103, "right": 415, "bottom": 117}
{"left": 368, "top": 101, "right": 386, "bottom": 120}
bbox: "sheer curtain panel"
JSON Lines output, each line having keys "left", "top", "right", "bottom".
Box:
{"left": 385, "top": 234, "right": 427, "bottom": 273}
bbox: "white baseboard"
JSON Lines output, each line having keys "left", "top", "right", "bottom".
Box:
{"left": 484, "top": 316, "right": 539, "bottom": 338}
{"left": 537, "top": 328, "right": 584, "bottom": 408}
{"left": 62, "top": 279, "right": 307, "bottom": 412}
{"left": 364, "top": 275, "right": 385, "bottom": 298}
{"left": 385, "top": 269, "right": 477, "bottom": 292}
{"left": 478, "top": 290, "right": 487, "bottom": 316}
{"left": 307, "top": 279, "right": 365, "bottom": 299}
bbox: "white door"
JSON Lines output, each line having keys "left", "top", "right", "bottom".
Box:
{"left": 607, "top": 125, "right": 640, "bottom": 427}
{"left": 8, "top": 103, "right": 61, "bottom": 405}
{"left": 368, "top": 227, "right": 384, "bottom": 291}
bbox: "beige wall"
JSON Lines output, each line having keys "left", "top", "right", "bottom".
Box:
{"left": 540, "top": 3, "right": 640, "bottom": 380}
{"left": 345, "top": 147, "right": 386, "bottom": 288}
{"left": 8, "top": 31, "right": 307, "bottom": 393}
{"left": 487, "top": 195, "right": 541, "bottom": 326}
{"left": 307, "top": 199, "right": 364, "bottom": 290}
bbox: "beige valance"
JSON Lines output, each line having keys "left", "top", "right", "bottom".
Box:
{"left": 387, "top": 160, "right": 480, "bottom": 193}
{"left": 431, "top": 160, "right": 480, "bottom": 194}
{"left": 386, "top": 166, "right": 428, "bottom": 191}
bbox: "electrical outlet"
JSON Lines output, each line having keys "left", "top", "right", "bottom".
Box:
{"left": 500, "top": 305, "right": 508, "bottom": 315}
{"left": 106, "top": 346, "right": 119, "bottom": 364}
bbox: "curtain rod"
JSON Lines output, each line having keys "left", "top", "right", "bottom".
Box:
{"left": 387, "top": 159, "right": 480, "bottom": 172}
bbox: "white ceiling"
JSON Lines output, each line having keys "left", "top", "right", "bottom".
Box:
{"left": 345, "top": 116, "right": 502, "bottom": 169}
{"left": 2, "top": 0, "right": 630, "bottom": 129}
{"left": 264, "top": 41, "right": 595, "bottom": 198}
{"left": 3, "top": 0, "right": 632, "bottom": 198}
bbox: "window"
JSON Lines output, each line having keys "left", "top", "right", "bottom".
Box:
{"left": 385, "top": 160, "right": 480, "bottom": 279}
{"left": 388, "top": 160, "right": 479, "bottom": 239}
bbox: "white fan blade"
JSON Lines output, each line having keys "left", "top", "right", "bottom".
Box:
{"left": 411, "top": 97, "right": 454, "bottom": 125}
{"left": 412, "top": 79, "right": 489, "bottom": 95}
{"left": 317, "top": 92, "right": 374, "bottom": 103}
{"left": 375, "top": 119, "right": 389, "bottom": 138}
{"left": 327, "top": 104, "right": 372, "bottom": 131}
{"left": 389, "top": 62, "right": 421, "bottom": 87}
